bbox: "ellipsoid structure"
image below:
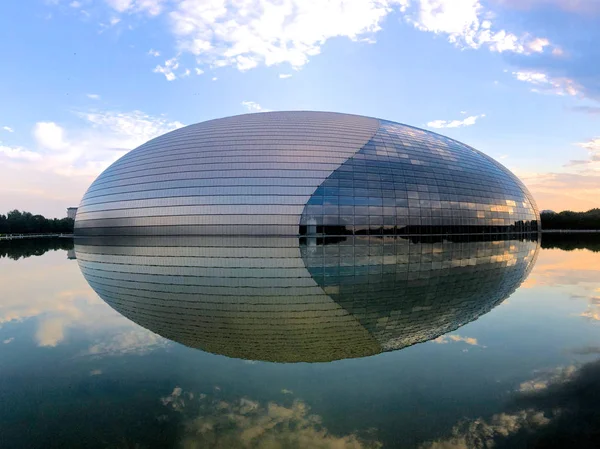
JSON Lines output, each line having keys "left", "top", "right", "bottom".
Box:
{"left": 74, "top": 111, "right": 540, "bottom": 237}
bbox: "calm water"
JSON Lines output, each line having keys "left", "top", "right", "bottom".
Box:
{"left": 1, "top": 235, "right": 600, "bottom": 448}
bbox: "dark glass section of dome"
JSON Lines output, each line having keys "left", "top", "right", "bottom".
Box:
{"left": 300, "top": 120, "right": 539, "bottom": 238}
{"left": 300, "top": 234, "right": 539, "bottom": 352}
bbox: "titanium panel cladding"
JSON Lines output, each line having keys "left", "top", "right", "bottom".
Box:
{"left": 74, "top": 111, "right": 540, "bottom": 237}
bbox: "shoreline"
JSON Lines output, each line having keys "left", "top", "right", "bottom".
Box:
{"left": 541, "top": 229, "right": 600, "bottom": 233}
{"left": 0, "top": 234, "right": 74, "bottom": 241}
{"left": 2, "top": 230, "right": 600, "bottom": 240}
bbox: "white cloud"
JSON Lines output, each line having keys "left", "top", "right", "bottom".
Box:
{"left": 162, "top": 387, "right": 383, "bottom": 448}
{"left": 420, "top": 409, "right": 552, "bottom": 449}
{"left": 431, "top": 334, "right": 484, "bottom": 346}
{"left": 161, "top": 386, "right": 184, "bottom": 409}
{"left": 80, "top": 0, "right": 554, "bottom": 78}
{"left": 212, "top": 76, "right": 218, "bottom": 81}
{"left": 519, "top": 365, "right": 577, "bottom": 392}
{"left": 78, "top": 109, "right": 184, "bottom": 151}
{"left": 86, "top": 93, "right": 100, "bottom": 100}
{"left": 148, "top": 48, "right": 160, "bottom": 57}
{"left": 36, "top": 316, "right": 67, "bottom": 347}
{"left": 181, "top": 68, "right": 191, "bottom": 77}
{"left": 0, "top": 249, "right": 177, "bottom": 360}
{"left": 518, "top": 171, "right": 600, "bottom": 214}
{"left": 403, "top": 0, "right": 555, "bottom": 55}
{"left": 2, "top": 126, "right": 14, "bottom": 132}
{"left": 69, "top": 0, "right": 81, "bottom": 7}
{"left": 168, "top": 0, "right": 411, "bottom": 71}
{"left": 522, "top": 136, "right": 600, "bottom": 210}
{"left": 526, "top": 37, "right": 551, "bottom": 53}
{"left": 420, "top": 360, "right": 600, "bottom": 449}
{"left": 194, "top": 67, "right": 204, "bottom": 75}
{"left": 0, "top": 145, "right": 41, "bottom": 162}
{"left": 495, "top": 0, "right": 600, "bottom": 14}
{"left": 279, "top": 73, "right": 292, "bottom": 79}
{"left": 105, "top": 0, "right": 131, "bottom": 12}
{"left": 0, "top": 255, "right": 134, "bottom": 348}
{"left": 105, "top": 0, "right": 166, "bottom": 16}
{"left": 85, "top": 329, "right": 169, "bottom": 356}
{"left": 408, "top": 0, "right": 484, "bottom": 42}
{"left": 512, "top": 70, "right": 580, "bottom": 96}
{"left": 153, "top": 56, "right": 179, "bottom": 81}
{"left": 581, "top": 307, "right": 600, "bottom": 321}
{"left": 569, "top": 137, "right": 600, "bottom": 167}
{"left": 34, "top": 122, "right": 67, "bottom": 151}
{"left": 98, "top": 15, "right": 122, "bottom": 31}
{"left": 578, "top": 137, "right": 600, "bottom": 153}
{"left": 241, "top": 101, "right": 270, "bottom": 113}
{"left": 0, "top": 109, "right": 183, "bottom": 216}
{"left": 427, "top": 114, "right": 485, "bottom": 129}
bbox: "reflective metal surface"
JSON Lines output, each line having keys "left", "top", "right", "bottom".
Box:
{"left": 75, "top": 234, "right": 540, "bottom": 362}
{"left": 74, "top": 112, "right": 540, "bottom": 237}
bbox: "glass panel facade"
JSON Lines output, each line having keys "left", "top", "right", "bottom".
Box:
{"left": 300, "top": 120, "right": 539, "bottom": 237}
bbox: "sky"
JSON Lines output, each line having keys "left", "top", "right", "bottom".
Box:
{"left": 0, "top": 0, "right": 599, "bottom": 217}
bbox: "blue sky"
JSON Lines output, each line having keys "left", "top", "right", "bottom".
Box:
{"left": 0, "top": 0, "right": 599, "bottom": 217}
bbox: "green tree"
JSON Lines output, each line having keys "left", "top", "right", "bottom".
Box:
{"left": 541, "top": 209, "right": 600, "bottom": 230}
{"left": 0, "top": 210, "right": 74, "bottom": 235}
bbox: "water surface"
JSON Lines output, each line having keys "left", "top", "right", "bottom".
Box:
{"left": 1, "top": 235, "right": 599, "bottom": 448}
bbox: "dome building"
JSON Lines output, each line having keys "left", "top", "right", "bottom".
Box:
{"left": 74, "top": 111, "right": 540, "bottom": 237}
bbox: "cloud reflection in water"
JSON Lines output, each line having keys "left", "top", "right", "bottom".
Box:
{"left": 160, "top": 386, "right": 383, "bottom": 449}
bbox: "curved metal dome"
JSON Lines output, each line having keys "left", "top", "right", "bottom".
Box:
{"left": 74, "top": 111, "right": 540, "bottom": 237}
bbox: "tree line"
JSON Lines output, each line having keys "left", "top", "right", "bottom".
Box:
{"left": 1, "top": 208, "right": 599, "bottom": 235}
{"left": 0, "top": 238, "right": 74, "bottom": 260}
{"left": 541, "top": 233, "right": 600, "bottom": 252}
{"left": 0, "top": 210, "right": 74, "bottom": 235}
{"left": 540, "top": 209, "right": 600, "bottom": 230}
{"left": 2, "top": 233, "right": 598, "bottom": 260}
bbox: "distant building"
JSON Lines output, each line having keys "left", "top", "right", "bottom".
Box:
{"left": 67, "top": 207, "right": 78, "bottom": 220}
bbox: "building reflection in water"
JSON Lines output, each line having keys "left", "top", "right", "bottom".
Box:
{"left": 74, "top": 234, "right": 539, "bottom": 363}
